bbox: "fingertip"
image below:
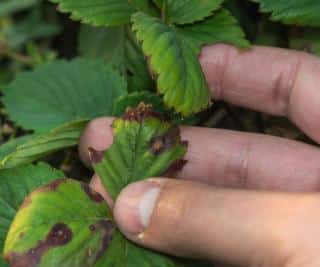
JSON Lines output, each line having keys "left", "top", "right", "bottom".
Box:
{"left": 113, "top": 180, "right": 163, "bottom": 239}
{"left": 89, "top": 174, "right": 114, "bottom": 208}
{"left": 78, "top": 117, "right": 114, "bottom": 168}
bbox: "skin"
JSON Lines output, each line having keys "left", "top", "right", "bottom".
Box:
{"left": 79, "top": 44, "right": 320, "bottom": 267}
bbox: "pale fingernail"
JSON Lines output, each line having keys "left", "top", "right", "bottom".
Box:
{"left": 114, "top": 181, "right": 161, "bottom": 235}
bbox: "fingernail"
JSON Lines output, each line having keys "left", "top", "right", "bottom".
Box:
{"left": 114, "top": 181, "right": 161, "bottom": 236}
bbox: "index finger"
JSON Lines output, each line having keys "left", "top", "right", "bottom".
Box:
{"left": 200, "top": 44, "right": 320, "bottom": 143}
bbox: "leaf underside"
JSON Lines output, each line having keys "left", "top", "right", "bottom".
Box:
{"left": 252, "top": 0, "right": 320, "bottom": 26}
{"left": 93, "top": 103, "right": 188, "bottom": 200}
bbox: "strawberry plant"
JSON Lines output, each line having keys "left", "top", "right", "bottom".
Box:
{"left": 0, "top": 0, "right": 320, "bottom": 267}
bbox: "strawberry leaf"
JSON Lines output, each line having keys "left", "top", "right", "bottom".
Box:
{"left": 93, "top": 103, "right": 188, "bottom": 200}
{"left": 0, "top": 163, "right": 63, "bottom": 263}
{"left": 78, "top": 25, "right": 153, "bottom": 92}
{"left": 252, "top": 0, "right": 320, "bottom": 26}
{"left": 178, "top": 9, "right": 250, "bottom": 50}
{"left": 0, "top": 120, "right": 87, "bottom": 169}
{"left": 132, "top": 12, "right": 211, "bottom": 115}
{"left": 3, "top": 59, "right": 126, "bottom": 132}
{"left": 3, "top": 178, "right": 199, "bottom": 267}
{"left": 3, "top": 179, "right": 113, "bottom": 267}
{"left": 49, "top": 0, "right": 157, "bottom": 27}
{"left": 165, "top": 0, "right": 223, "bottom": 25}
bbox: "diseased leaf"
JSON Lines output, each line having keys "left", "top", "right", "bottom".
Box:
{"left": 78, "top": 25, "right": 153, "bottom": 92}
{"left": 132, "top": 12, "right": 211, "bottom": 115}
{"left": 0, "top": 120, "right": 87, "bottom": 169}
{"left": 178, "top": 9, "right": 250, "bottom": 50}
{"left": 93, "top": 103, "right": 188, "bottom": 200}
{"left": 3, "top": 59, "right": 126, "bottom": 132}
{"left": 4, "top": 179, "right": 203, "bottom": 267}
{"left": 4, "top": 179, "right": 113, "bottom": 267}
{"left": 252, "top": 0, "right": 320, "bottom": 27}
{"left": 0, "top": 163, "right": 63, "bottom": 259}
{"left": 113, "top": 92, "right": 200, "bottom": 125}
{"left": 49, "top": 0, "right": 157, "bottom": 27}
{"left": 165, "top": 0, "right": 223, "bottom": 25}
{"left": 112, "top": 91, "right": 165, "bottom": 116}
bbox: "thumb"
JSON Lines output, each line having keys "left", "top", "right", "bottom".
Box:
{"left": 113, "top": 178, "right": 319, "bottom": 267}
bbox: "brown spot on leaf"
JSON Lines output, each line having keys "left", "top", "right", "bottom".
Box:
{"left": 89, "top": 224, "right": 97, "bottom": 232}
{"left": 95, "top": 220, "right": 114, "bottom": 262}
{"left": 6, "top": 223, "right": 72, "bottom": 267}
{"left": 163, "top": 159, "right": 188, "bottom": 177}
{"left": 46, "top": 179, "right": 68, "bottom": 191}
{"left": 81, "top": 183, "right": 104, "bottom": 203}
{"left": 88, "top": 147, "right": 104, "bottom": 165}
{"left": 150, "top": 126, "right": 181, "bottom": 155}
{"left": 122, "top": 102, "right": 165, "bottom": 122}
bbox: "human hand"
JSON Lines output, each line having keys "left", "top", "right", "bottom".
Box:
{"left": 79, "top": 44, "right": 320, "bottom": 267}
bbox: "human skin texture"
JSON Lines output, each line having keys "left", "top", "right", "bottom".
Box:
{"left": 79, "top": 45, "right": 320, "bottom": 267}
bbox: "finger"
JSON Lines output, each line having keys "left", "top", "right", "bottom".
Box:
{"left": 113, "top": 178, "right": 320, "bottom": 266}
{"left": 80, "top": 118, "right": 320, "bottom": 192}
{"left": 200, "top": 44, "right": 320, "bottom": 142}
{"left": 89, "top": 174, "right": 114, "bottom": 208}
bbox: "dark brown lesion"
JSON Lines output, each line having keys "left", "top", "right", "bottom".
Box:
{"left": 162, "top": 159, "right": 188, "bottom": 177}
{"left": 81, "top": 183, "right": 104, "bottom": 203}
{"left": 5, "top": 223, "right": 72, "bottom": 267}
{"left": 95, "top": 220, "right": 114, "bottom": 262}
{"left": 121, "top": 102, "right": 166, "bottom": 122}
{"left": 149, "top": 126, "right": 183, "bottom": 155}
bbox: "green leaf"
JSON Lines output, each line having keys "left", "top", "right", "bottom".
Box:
{"left": 165, "top": 0, "right": 223, "bottom": 24}
{"left": 93, "top": 103, "right": 188, "bottom": 200}
{"left": 0, "top": 120, "right": 87, "bottom": 169}
{"left": 0, "top": 0, "right": 38, "bottom": 17}
{"left": 178, "top": 9, "right": 250, "bottom": 50}
{"left": 0, "top": 136, "right": 34, "bottom": 161}
{"left": 49, "top": 0, "right": 157, "bottom": 27}
{"left": 3, "top": 59, "right": 126, "bottom": 132}
{"left": 3, "top": 179, "right": 113, "bottom": 267}
{"left": 78, "top": 25, "right": 153, "bottom": 92}
{"left": 132, "top": 12, "right": 211, "bottom": 115}
{"left": 252, "top": 0, "right": 320, "bottom": 27}
{"left": 0, "top": 163, "right": 63, "bottom": 258}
